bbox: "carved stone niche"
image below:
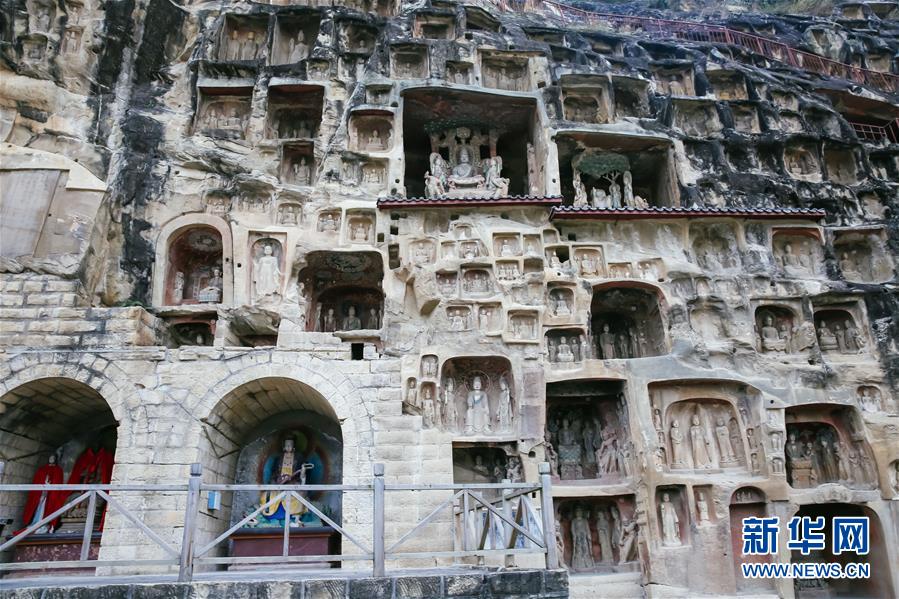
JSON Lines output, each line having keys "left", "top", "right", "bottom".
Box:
{"left": 545, "top": 245, "right": 570, "bottom": 270}
{"left": 651, "top": 64, "right": 695, "bottom": 96}
{"left": 413, "top": 12, "right": 455, "bottom": 39}
{"left": 547, "top": 286, "right": 575, "bottom": 320}
{"left": 420, "top": 354, "right": 438, "bottom": 380}
{"left": 772, "top": 229, "right": 822, "bottom": 276}
{"left": 169, "top": 319, "right": 216, "bottom": 347}
{"left": 784, "top": 404, "right": 877, "bottom": 490}
{"left": 555, "top": 495, "right": 639, "bottom": 571}
{"left": 754, "top": 304, "right": 812, "bottom": 355}
{"left": 545, "top": 327, "right": 590, "bottom": 366}
{"left": 164, "top": 226, "right": 225, "bottom": 306}
{"left": 266, "top": 86, "right": 324, "bottom": 139}
{"left": 461, "top": 268, "right": 493, "bottom": 297}
{"left": 61, "top": 26, "right": 83, "bottom": 55}
{"left": 866, "top": 50, "right": 892, "bottom": 73}
{"left": 298, "top": 251, "right": 384, "bottom": 333}
{"left": 452, "top": 443, "right": 521, "bottom": 485}
{"left": 445, "top": 61, "right": 472, "bottom": 85}
{"left": 204, "top": 191, "right": 232, "bottom": 215}
{"left": 271, "top": 15, "right": 319, "bottom": 65}
{"left": 769, "top": 89, "right": 798, "bottom": 112}
{"left": 591, "top": 285, "right": 666, "bottom": 359}
{"left": 349, "top": 112, "right": 393, "bottom": 152}
{"left": 728, "top": 487, "right": 772, "bottom": 591}
{"left": 560, "top": 75, "right": 612, "bottom": 124}
{"left": 21, "top": 34, "right": 48, "bottom": 62}
{"left": 729, "top": 104, "right": 760, "bottom": 134}
{"left": 664, "top": 399, "right": 748, "bottom": 472}
{"left": 249, "top": 236, "right": 285, "bottom": 304}
{"left": 475, "top": 303, "right": 501, "bottom": 333}
{"left": 691, "top": 223, "right": 741, "bottom": 271}
{"left": 611, "top": 76, "right": 650, "bottom": 119}
{"left": 345, "top": 210, "right": 375, "bottom": 244}
{"left": 280, "top": 143, "right": 315, "bottom": 187}
{"left": 856, "top": 385, "right": 884, "bottom": 414}
{"left": 492, "top": 234, "right": 520, "bottom": 257}
{"left": 783, "top": 142, "right": 821, "bottom": 181}
{"left": 672, "top": 99, "right": 722, "bottom": 137}
{"left": 823, "top": 145, "right": 858, "bottom": 185}
{"left": 436, "top": 271, "right": 458, "bottom": 297}
{"left": 305, "top": 59, "right": 331, "bottom": 81}
{"left": 217, "top": 15, "right": 268, "bottom": 62}
{"left": 338, "top": 21, "right": 377, "bottom": 54}
{"left": 277, "top": 201, "right": 303, "bottom": 225}
{"left": 543, "top": 229, "right": 560, "bottom": 245}
{"left": 481, "top": 54, "right": 530, "bottom": 92}
{"left": 834, "top": 229, "right": 894, "bottom": 283}
{"left": 409, "top": 239, "right": 435, "bottom": 265}
{"left": 390, "top": 45, "right": 428, "bottom": 79}
{"left": 316, "top": 210, "right": 341, "bottom": 235}
{"left": 360, "top": 159, "right": 387, "bottom": 190}
{"left": 365, "top": 85, "right": 391, "bottom": 106}
{"left": 196, "top": 91, "right": 252, "bottom": 139}
{"left": 446, "top": 305, "right": 473, "bottom": 332}
{"left": 495, "top": 259, "right": 521, "bottom": 282}
{"left": 707, "top": 70, "right": 748, "bottom": 101}
{"left": 546, "top": 380, "right": 631, "bottom": 482}
{"left": 506, "top": 310, "right": 539, "bottom": 342}
{"left": 636, "top": 259, "right": 664, "bottom": 282}
{"left": 606, "top": 263, "right": 632, "bottom": 279}
{"left": 439, "top": 356, "right": 515, "bottom": 436}
{"left": 813, "top": 306, "right": 869, "bottom": 355}
{"left": 557, "top": 133, "right": 678, "bottom": 209}
{"left": 28, "top": 0, "right": 56, "bottom": 33}
{"left": 654, "top": 486, "right": 689, "bottom": 549}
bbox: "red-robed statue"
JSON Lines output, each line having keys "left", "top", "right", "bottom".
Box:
{"left": 18, "top": 455, "right": 66, "bottom": 534}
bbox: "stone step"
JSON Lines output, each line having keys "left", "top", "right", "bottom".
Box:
{"left": 568, "top": 571, "right": 644, "bottom": 599}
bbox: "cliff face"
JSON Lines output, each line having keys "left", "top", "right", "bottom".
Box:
{"left": 1, "top": 0, "right": 899, "bottom": 593}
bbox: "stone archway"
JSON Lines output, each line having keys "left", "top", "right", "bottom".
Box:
{"left": 0, "top": 376, "right": 120, "bottom": 564}
{"left": 188, "top": 358, "right": 374, "bottom": 564}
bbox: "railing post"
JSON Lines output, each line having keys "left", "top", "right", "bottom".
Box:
{"left": 372, "top": 463, "right": 385, "bottom": 577}
{"left": 501, "top": 479, "right": 515, "bottom": 568}
{"left": 178, "top": 463, "right": 202, "bottom": 583}
{"left": 538, "top": 462, "right": 559, "bottom": 569}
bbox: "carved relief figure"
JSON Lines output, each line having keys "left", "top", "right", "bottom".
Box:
{"left": 464, "top": 376, "right": 490, "bottom": 435}
{"left": 659, "top": 493, "right": 681, "bottom": 547}
{"left": 495, "top": 375, "right": 513, "bottom": 432}
{"left": 570, "top": 507, "right": 595, "bottom": 570}
{"left": 254, "top": 244, "right": 282, "bottom": 301}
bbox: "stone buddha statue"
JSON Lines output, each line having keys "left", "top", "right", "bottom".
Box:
{"left": 451, "top": 147, "right": 478, "bottom": 179}
{"left": 759, "top": 314, "right": 786, "bottom": 352}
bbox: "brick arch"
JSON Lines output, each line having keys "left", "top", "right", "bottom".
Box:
{"left": 0, "top": 356, "right": 139, "bottom": 443}
{"left": 189, "top": 356, "right": 374, "bottom": 482}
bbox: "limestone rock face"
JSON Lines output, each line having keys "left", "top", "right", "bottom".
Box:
{"left": 1, "top": 0, "right": 899, "bottom": 594}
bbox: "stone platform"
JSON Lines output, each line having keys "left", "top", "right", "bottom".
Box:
{"left": 0, "top": 568, "right": 568, "bottom": 599}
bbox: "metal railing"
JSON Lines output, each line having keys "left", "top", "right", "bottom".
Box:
{"left": 849, "top": 119, "right": 899, "bottom": 143}
{"left": 0, "top": 463, "right": 557, "bottom": 582}
{"left": 473, "top": 0, "right": 899, "bottom": 95}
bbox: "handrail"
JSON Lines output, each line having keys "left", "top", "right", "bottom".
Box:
{"left": 849, "top": 118, "right": 899, "bottom": 143}
{"left": 478, "top": 0, "right": 899, "bottom": 94}
{"left": 0, "top": 462, "right": 558, "bottom": 582}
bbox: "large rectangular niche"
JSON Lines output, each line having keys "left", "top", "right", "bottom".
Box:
{"left": 271, "top": 14, "right": 320, "bottom": 65}
{"left": 401, "top": 88, "right": 540, "bottom": 198}
{"left": 555, "top": 131, "right": 678, "bottom": 208}
{"left": 266, "top": 84, "right": 324, "bottom": 140}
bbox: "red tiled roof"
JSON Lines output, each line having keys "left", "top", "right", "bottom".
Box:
{"left": 377, "top": 195, "right": 564, "bottom": 209}
{"left": 550, "top": 206, "right": 827, "bottom": 220}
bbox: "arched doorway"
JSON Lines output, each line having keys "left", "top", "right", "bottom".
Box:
{"left": 791, "top": 504, "right": 892, "bottom": 598}
{"left": 0, "top": 378, "right": 117, "bottom": 563}
{"left": 197, "top": 377, "right": 344, "bottom": 566}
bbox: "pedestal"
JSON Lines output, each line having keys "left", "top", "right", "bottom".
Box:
{"left": 7, "top": 531, "right": 100, "bottom": 578}
{"left": 228, "top": 526, "right": 340, "bottom": 570}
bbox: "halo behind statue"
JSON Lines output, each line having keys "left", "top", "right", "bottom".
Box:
{"left": 464, "top": 370, "right": 491, "bottom": 392}
{"left": 573, "top": 151, "right": 630, "bottom": 178}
